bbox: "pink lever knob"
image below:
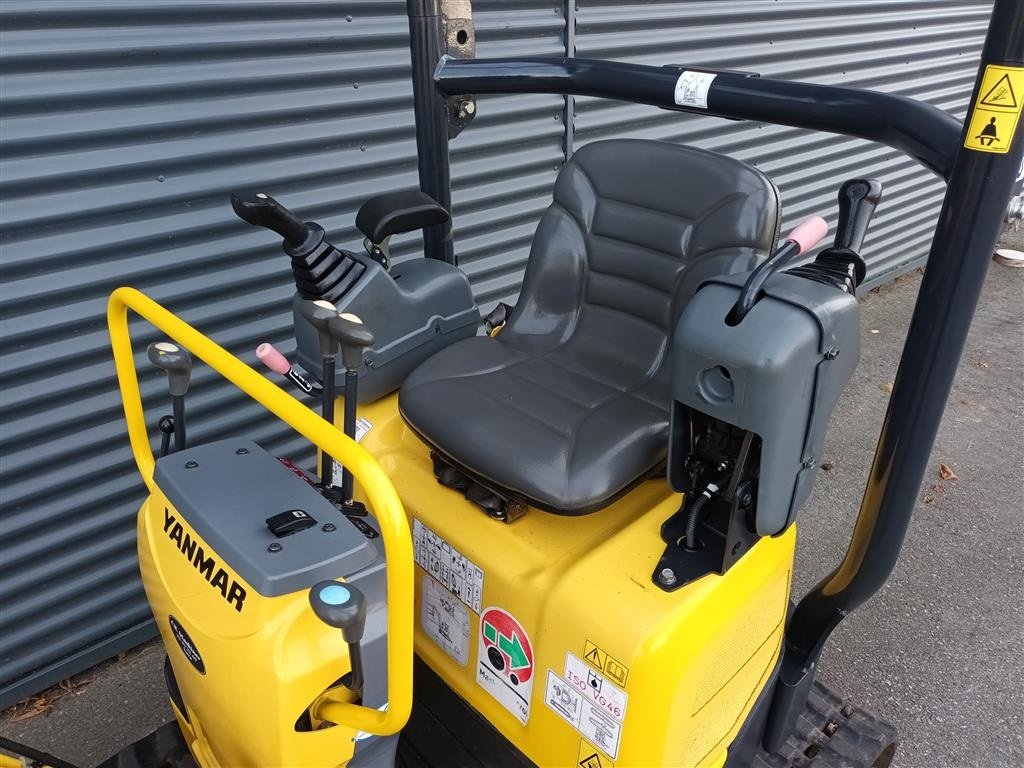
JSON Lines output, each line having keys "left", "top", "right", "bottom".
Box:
{"left": 256, "top": 342, "right": 291, "bottom": 375}
{"left": 785, "top": 216, "right": 829, "bottom": 254}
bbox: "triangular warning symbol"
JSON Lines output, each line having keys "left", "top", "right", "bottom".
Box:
{"left": 981, "top": 73, "right": 1018, "bottom": 109}
{"left": 579, "top": 754, "right": 603, "bottom": 768}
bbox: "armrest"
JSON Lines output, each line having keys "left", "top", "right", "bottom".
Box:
{"left": 355, "top": 190, "right": 450, "bottom": 244}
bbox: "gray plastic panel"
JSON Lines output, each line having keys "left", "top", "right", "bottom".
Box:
{"left": 670, "top": 273, "right": 861, "bottom": 535}
{"left": 154, "top": 439, "right": 376, "bottom": 597}
{"left": 292, "top": 255, "right": 480, "bottom": 402}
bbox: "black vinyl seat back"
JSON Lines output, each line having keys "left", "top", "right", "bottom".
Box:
{"left": 400, "top": 139, "right": 780, "bottom": 514}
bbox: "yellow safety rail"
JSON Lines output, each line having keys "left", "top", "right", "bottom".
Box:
{"left": 106, "top": 287, "right": 413, "bottom": 736}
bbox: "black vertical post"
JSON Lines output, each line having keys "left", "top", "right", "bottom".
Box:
{"left": 407, "top": 0, "right": 455, "bottom": 264}
{"left": 764, "top": 0, "right": 1024, "bottom": 748}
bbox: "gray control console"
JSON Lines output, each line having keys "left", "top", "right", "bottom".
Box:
{"left": 293, "top": 253, "right": 480, "bottom": 403}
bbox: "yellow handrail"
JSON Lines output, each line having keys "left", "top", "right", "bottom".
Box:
{"left": 106, "top": 287, "right": 413, "bottom": 736}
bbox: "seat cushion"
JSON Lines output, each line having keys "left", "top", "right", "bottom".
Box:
{"left": 400, "top": 335, "right": 671, "bottom": 512}
{"left": 400, "top": 139, "right": 779, "bottom": 513}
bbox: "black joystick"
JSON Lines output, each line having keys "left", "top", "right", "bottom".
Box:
{"left": 147, "top": 342, "right": 192, "bottom": 454}
{"left": 229, "top": 191, "right": 362, "bottom": 303}
{"left": 785, "top": 178, "right": 883, "bottom": 294}
{"left": 297, "top": 300, "right": 341, "bottom": 491}
{"left": 309, "top": 580, "right": 367, "bottom": 694}
{"left": 329, "top": 313, "right": 375, "bottom": 516}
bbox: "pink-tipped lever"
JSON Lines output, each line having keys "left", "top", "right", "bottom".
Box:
{"left": 256, "top": 342, "right": 320, "bottom": 395}
{"left": 728, "top": 215, "right": 830, "bottom": 324}
{"left": 784, "top": 215, "right": 829, "bottom": 254}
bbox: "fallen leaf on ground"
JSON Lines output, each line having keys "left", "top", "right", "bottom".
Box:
{"left": 977, "top": 360, "right": 990, "bottom": 369}
{"left": 880, "top": 382, "right": 893, "bottom": 393}
{"left": 820, "top": 461, "right": 834, "bottom": 471}
{"left": 923, "top": 494, "right": 935, "bottom": 504}
{"left": 939, "top": 464, "right": 958, "bottom": 481}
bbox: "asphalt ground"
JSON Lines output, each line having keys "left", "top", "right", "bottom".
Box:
{"left": 2, "top": 250, "right": 1022, "bottom": 768}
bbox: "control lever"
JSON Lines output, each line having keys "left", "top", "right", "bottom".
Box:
{"left": 729, "top": 216, "right": 829, "bottom": 324}
{"left": 256, "top": 342, "right": 322, "bottom": 395}
{"left": 309, "top": 581, "right": 367, "bottom": 695}
{"left": 833, "top": 179, "right": 883, "bottom": 253}
{"left": 147, "top": 342, "right": 192, "bottom": 453}
{"left": 230, "top": 192, "right": 313, "bottom": 250}
{"left": 297, "top": 300, "right": 341, "bottom": 491}
{"left": 785, "top": 179, "right": 883, "bottom": 294}
{"left": 229, "top": 191, "right": 361, "bottom": 304}
{"left": 328, "top": 313, "right": 376, "bottom": 517}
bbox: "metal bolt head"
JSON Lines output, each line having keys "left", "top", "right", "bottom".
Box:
{"left": 803, "top": 458, "right": 816, "bottom": 468}
{"left": 322, "top": 523, "right": 336, "bottom": 533}
{"left": 185, "top": 460, "right": 198, "bottom": 469}
{"left": 659, "top": 567, "right": 677, "bottom": 586}
{"left": 236, "top": 447, "right": 249, "bottom": 455}
{"left": 825, "top": 348, "right": 840, "bottom": 360}
{"left": 267, "top": 542, "right": 283, "bottom": 553}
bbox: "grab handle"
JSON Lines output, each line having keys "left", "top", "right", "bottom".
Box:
{"left": 106, "top": 287, "right": 413, "bottom": 736}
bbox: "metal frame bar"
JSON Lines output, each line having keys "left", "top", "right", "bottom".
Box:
{"left": 416, "top": 0, "right": 1024, "bottom": 748}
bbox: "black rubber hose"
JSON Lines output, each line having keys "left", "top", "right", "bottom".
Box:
{"left": 685, "top": 494, "right": 711, "bottom": 551}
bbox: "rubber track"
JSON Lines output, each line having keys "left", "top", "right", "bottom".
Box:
{"left": 753, "top": 680, "right": 898, "bottom": 768}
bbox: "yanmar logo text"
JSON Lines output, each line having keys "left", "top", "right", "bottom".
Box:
{"left": 163, "top": 508, "right": 247, "bottom": 612}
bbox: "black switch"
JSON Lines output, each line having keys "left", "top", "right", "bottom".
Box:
{"left": 265, "top": 509, "right": 316, "bottom": 537}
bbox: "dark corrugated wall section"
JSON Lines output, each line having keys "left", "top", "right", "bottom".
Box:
{"left": 572, "top": 0, "right": 993, "bottom": 284}
{"left": 0, "top": 0, "right": 563, "bottom": 706}
{"left": 0, "top": 0, "right": 991, "bottom": 705}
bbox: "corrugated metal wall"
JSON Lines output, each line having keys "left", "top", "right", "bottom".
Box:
{"left": 573, "top": 0, "right": 993, "bottom": 284}
{"left": 0, "top": 0, "right": 991, "bottom": 705}
{"left": 0, "top": 0, "right": 563, "bottom": 706}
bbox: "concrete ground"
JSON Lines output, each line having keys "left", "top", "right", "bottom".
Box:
{"left": 2, "top": 250, "right": 1022, "bottom": 767}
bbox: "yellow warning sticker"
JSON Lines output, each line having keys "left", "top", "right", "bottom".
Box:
{"left": 964, "top": 65, "right": 1024, "bottom": 154}
{"left": 582, "top": 640, "right": 629, "bottom": 687}
{"left": 578, "top": 739, "right": 614, "bottom": 768}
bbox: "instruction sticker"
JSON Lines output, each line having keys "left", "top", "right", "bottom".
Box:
{"left": 544, "top": 670, "right": 622, "bottom": 759}
{"left": 421, "top": 573, "right": 470, "bottom": 664}
{"left": 564, "top": 652, "right": 628, "bottom": 722}
{"left": 673, "top": 70, "right": 717, "bottom": 109}
{"left": 331, "top": 416, "right": 374, "bottom": 480}
{"left": 412, "top": 519, "right": 484, "bottom": 613}
{"left": 476, "top": 607, "right": 535, "bottom": 724}
{"left": 964, "top": 65, "right": 1024, "bottom": 154}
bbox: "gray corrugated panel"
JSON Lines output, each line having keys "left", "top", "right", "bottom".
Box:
{"left": 0, "top": 0, "right": 563, "bottom": 705}
{"left": 574, "top": 0, "right": 991, "bottom": 285}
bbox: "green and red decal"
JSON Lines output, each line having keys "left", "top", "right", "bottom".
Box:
{"left": 480, "top": 607, "right": 534, "bottom": 684}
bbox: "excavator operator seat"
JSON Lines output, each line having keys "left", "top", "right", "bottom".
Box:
{"left": 399, "top": 139, "right": 780, "bottom": 514}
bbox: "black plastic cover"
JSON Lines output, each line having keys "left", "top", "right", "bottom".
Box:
{"left": 355, "top": 190, "right": 450, "bottom": 244}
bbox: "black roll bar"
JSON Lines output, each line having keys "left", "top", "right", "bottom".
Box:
{"left": 435, "top": 56, "right": 963, "bottom": 181}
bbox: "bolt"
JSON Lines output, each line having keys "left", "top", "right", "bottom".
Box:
{"left": 267, "top": 542, "right": 282, "bottom": 553}
{"left": 825, "top": 348, "right": 839, "bottom": 360}
{"left": 185, "top": 460, "right": 198, "bottom": 469}
{"left": 659, "top": 567, "right": 677, "bottom": 586}
{"left": 461, "top": 99, "right": 476, "bottom": 116}
{"left": 741, "top": 493, "right": 753, "bottom": 507}
{"left": 236, "top": 447, "right": 249, "bottom": 455}
{"left": 803, "top": 458, "right": 816, "bottom": 468}
{"left": 322, "top": 523, "right": 336, "bottom": 533}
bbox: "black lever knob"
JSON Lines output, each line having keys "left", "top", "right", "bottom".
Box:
{"left": 230, "top": 191, "right": 311, "bottom": 248}
{"left": 147, "top": 342, "right": 192, "bottom": 397}
{"left": 833, "top": 179, "right": 883, "bottom": 253}
{"left": 329, "top": 313, "right": 375, "bottom": 371}
{"left": 297, "top": 299, "right": 340, "bottom": 358}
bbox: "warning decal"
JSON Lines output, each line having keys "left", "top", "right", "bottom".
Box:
{"left": 583, "top": 640, "right": 629, "bottom": 688}
{"left": 545, "top": 670, "right": 622, "bottom": 759}
{"left": 476, "top": 607, "right": 535, "bottom": 723}
{"left": 578, "top": 739, "right": 614, "bottom": 768}
{"left": 564, "top": 652, "right": 627, "bottom": 722}
{"left": 964, "top": 65, "right": 1024, "bottom": 154}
